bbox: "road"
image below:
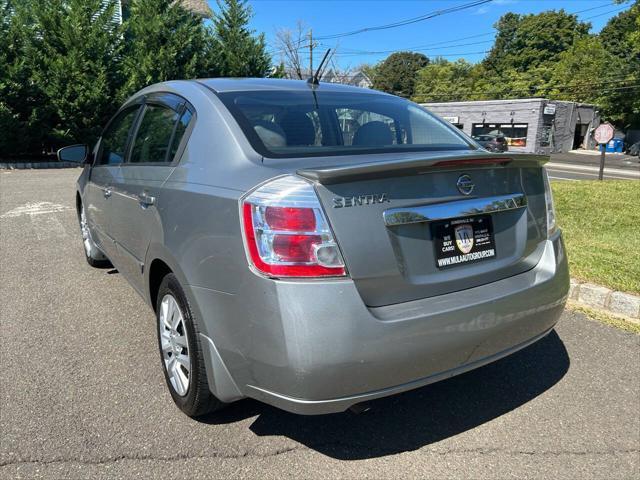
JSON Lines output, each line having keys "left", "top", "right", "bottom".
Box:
{"left": 547, "top": 152, "right": 640, "bottom": 181}
{"left": 1, "top": 169, "right": 639, "bottom": 479}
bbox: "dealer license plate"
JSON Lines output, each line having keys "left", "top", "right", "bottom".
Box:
{"left": 432, "top": 215, "right": 496, "bottom": 269}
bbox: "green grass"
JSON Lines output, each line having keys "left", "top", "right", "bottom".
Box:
{"left": 552, "top": 180, "right": 640, "bottom": 295}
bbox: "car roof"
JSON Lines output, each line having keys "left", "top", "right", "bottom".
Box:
{"left": 195, "top": 77, "right": 385, "bottom": 95}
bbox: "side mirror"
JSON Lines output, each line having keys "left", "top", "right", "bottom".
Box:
{"left": 57, "top": 144, "right": 89, "bottom": 164}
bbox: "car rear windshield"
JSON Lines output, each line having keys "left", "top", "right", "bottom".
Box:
{"left": 217, "top": 90, "right": 474, "bottom": 158}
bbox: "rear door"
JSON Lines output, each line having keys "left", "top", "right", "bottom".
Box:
{"left": 85, "top": 105, "right": 141, "bottom": 262}
{"left": 108, "top": 93, "right": 194, "bottom": 295}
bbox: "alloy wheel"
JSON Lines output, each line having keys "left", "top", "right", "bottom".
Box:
{"left": 80, "top": 206, "right": 93, "bottom": 257}
{"left": 159, "top": 294, "right": 191, "bottom": 396}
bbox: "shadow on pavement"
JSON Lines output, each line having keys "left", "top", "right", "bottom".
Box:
{"left": 198, "top": 330, "right": 569, "bottom": 460}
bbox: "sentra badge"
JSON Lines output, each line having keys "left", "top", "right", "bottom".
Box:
{"left": 333, "top": 193, "right": 390, "bottom": 208}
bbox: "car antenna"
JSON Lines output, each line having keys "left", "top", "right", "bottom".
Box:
{"left": 307, "top": 49, "right": 331, "bottom": 87}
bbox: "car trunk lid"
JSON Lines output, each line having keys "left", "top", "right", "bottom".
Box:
{"left": 297, "top": 152, "right": 549, "bottom": 307}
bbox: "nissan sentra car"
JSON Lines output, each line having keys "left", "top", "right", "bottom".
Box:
{"left": 59, "top": 78, "right": 569, "bottom": 417}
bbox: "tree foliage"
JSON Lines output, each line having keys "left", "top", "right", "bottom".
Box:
{"left": 0, "top": 0, "right": 273, "bottom": 156}
{"left": 32, "top": 0, "right": 124, "bottom": 146}
{"left": 484, "top": 10, "right": 590, "bottom": 74}
{"left": 412, "top": 58, "right": 475, "bottom": 102}
{"left": 372, "top": 51, "right": 429, "bottom": 98}
{"left": 1, "top": 0, "right": 126, "bottom": 153}
{"left": 211, "top": 0, "right": 271, "bottom": 77}
{"left": 0, "top": 0, "right": 46, "bottom": 154}
{"left": 410, "top": 5, "right": 639, "bottom": 127}
{"left": 549, "top": 37, "right": 620, "bottom": 105}
{"left": 119, "top": 0, "right": 211, "bottom": 100}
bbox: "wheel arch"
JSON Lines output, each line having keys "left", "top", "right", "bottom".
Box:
{"left": 145, "top": 243, "right": 190, "bottom": 312}
{"left": 75, "top": 191, "right": 82, "bottom": 216}
{"left": 145, "top": 243, "right": 245, "bottom": 404}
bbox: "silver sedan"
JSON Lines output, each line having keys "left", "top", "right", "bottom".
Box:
{"left": 58, "top": 78, "right": 569, "bottom": 416}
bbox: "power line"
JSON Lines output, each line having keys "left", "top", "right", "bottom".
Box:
{"left": 582, "top": 5, "right": 629, "bottom": 20}
{"left": 569, "top": 2, "right": 628, "bottom": 16}
{"left": 336, "top": 41, "right": 495, "bottom": 57}
{"left": 315, "top": 0, "right": 494, "bottom": 41}
{"left": 269, "top": 1, "right": 625, "bottom": 58}
{"left": 314, "top": 0, "right": 620, "bottom": 42}
{"left": 341, "top": 50, "right": 491, "bottom": 58}
{"left": 270, "top": 33, "right": 496, "bottom": 56}
{"left": 302, "top": 1, "right": 625, "bottom": 60}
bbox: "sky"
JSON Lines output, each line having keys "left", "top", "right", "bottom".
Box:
{"left": 207, "top": 0, "right": 631, "bottom": 71}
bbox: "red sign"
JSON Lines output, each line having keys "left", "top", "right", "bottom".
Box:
{"left": 594, "top": 123, "right": 614, "bottom": 144}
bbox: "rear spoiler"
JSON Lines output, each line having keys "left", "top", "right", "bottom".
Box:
{"left": 297, "top": 153, "right": 549, "bottom": 184}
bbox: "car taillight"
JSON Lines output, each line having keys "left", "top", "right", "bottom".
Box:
{"left": 543, "top": 168, "right": 557, "bottom": 237}
{"left": 241, "top": 176, "right": 346, "bottom": 278}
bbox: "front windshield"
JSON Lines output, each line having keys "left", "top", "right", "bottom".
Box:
{"left": 217, "top": 90, "right": 474, "bottom": 158}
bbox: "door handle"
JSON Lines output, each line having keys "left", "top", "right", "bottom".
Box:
{"left": 138, "top": 191, "right": 156, "bottom": 207}
{"left": 103, "top": 187, "right": 112, "bottom": 198}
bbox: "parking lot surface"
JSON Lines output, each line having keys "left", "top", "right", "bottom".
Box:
{"left": 1, "top": 169, "right": 639, "bottom": 479}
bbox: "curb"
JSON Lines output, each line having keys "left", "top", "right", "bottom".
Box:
{"left": 0, "top": 162, "right": 81, "bottom": 170}
{"left": 569, "top": 279, "right": 640, "bottom": 323}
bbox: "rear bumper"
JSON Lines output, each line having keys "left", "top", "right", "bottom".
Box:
{"left": 193, "top": 233, "right": 569, "bottom": 415}
{"left": 246, "top": 325, "right": 554, "bottom": 415}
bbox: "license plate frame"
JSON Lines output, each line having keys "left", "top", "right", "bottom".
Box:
{"left": 431, "top": 215, "right": 496, "bottom": 269}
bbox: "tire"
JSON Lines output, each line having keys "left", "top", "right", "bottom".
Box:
{"left": 156, "top": 273, "right": 223, "bottom": 417}
{"left": 78, "top": 202, "right": 111, "bottom": 268}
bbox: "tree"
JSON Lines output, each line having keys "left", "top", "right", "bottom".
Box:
{"left": 548, "top": 37, "right": 619, "bottom": 104}
{"left": 210, "top": 0, "right": 271, "bottom": 77}
{"left": 596, "top": 2, "right": 640, "bottom": 127}
{"left": 599, "top": 1, "right": 638, "bottom": 58}
{"left": 1, "top": 1, "right": 51, "bottom": 155}
{"left": 269, "top": 62, "right": 287, "bottom": 78}
{"left": 412, "top": 58, "right": 475, "bottom": 102}
{"left": 484, "top": 10, "right": 590, "bottom": 74}
{"left": 630, "top": 2, "right": 640, "bottom": 56}
{"left": 29, "top": 0, "right": 124, "bottom": 147}
{"left": 0, "top": 0, "right": 123, "bottom": 154}
{"left": 372, "top": 52, "right": 429, "bottom": 98}
{"left": 119, "top": 0, "right": 211, "bottom": 100}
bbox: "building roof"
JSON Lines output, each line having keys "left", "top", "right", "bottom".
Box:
{"left": 178, "top": 0, "right": 212, "bottom": 17}
{"left": 421, "top": 98, "right": 547, "bottom": 107}
{"left": 421, "top": 98, "right": 596, "bottom": 109}
{"left": 119, "top": 0, "right": 212, "bottom": 18}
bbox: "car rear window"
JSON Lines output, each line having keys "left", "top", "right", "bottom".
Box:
{"left": 217, "top": 90, "right": 473, "bottom": 158}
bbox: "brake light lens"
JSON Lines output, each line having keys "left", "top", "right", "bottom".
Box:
{"left": 241, "top": 176, "right": 346, "bottom": 278}
{"left": 543, "top": 168, "right": 557, "bottom": 237}
{"left": 265, "top": 206, "right": 316, "bottom": 231}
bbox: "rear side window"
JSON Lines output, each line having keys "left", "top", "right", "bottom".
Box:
{"left": 129, "top": 105, "right": 180, "bottom": 164}
{"left": 98, "top": 106, "right": 139, "bottom": 165}
{"left": 168, "top": 109, "right": 192, "bottom": 161}
{"left": 218, "top": 90, "right": 472, "bottom": 158}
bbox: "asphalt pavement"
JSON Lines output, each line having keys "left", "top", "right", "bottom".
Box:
{"left": 1, "top": 169, "right": 639, "bottom": 479}
{"left": 547, "top": 152, "right": 640, "bottom": 181}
